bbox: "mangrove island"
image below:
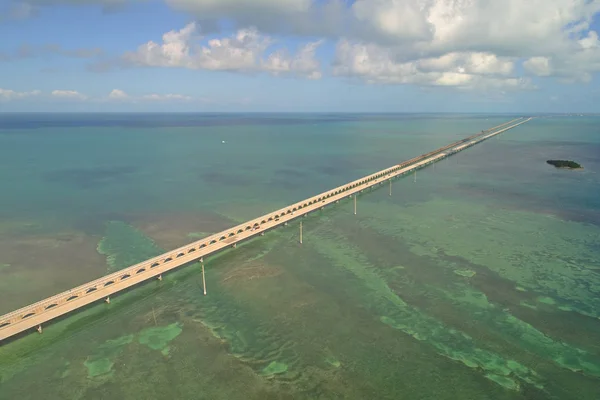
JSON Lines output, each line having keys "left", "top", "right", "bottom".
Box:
{"left": 546, "top": 160, "right": 583, "bottom": 170}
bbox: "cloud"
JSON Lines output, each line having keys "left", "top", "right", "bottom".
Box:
{"left": 106, "top": 89, "right": 194, "bottom": 102}
{"left": 165, "top": 0, "right": 315, "bottom": 33}
{"left": 123, "top": 23, "right": 271, "bottom": 71}
{"left": 7, "top": 0, "right": 600, "bottom": 56}
{"left": 5, "top": 0, "right": 600, "bottom": 89}
{"left": 163, "top": 0, "right": 383, "bottom": 41}
{"left": 120, "top": 22, "right": 323, "bottom": 78}
{"left": 523, "top": 31, "right": 600, "bottom": 82}
{"left": 108, "top": 89, "right": 128, "bottom": 99}
{"left": 333, "top": 40, "right": 533, "bottom": 90}
{"left": 1, "top": 88, "right": 199, "bottom": 103}
{"left": 51, "top": 90, "right": 87, "bottom": 100}
{"left": 165, "top": 0, "right": 599, "bottom": 50}
{"left": 351, "top": 0, "right": 433, "bottom": 43}
{"left": 418, "top": 52, "right": 515, "bottom": 76}
{"left": 140, "top": 93, "right": 192, "bottom": 101}
{"left": 164, "top": 0, "right": 600, "bottom": 85}
{"left": 0, "top": 88, "right": 41, "bottom": 101}
{"left": 5, "top": 0, "right": 142, "bottom": 17}
{"left": 523, "top": 57, "right": 552, "bottom": 77}
{"left": 261, "top": 40, "right": 324, "bottom": 79}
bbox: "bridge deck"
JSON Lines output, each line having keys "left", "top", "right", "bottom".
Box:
{"left": 0, "top": 117, "right": 532, "bottom": 342}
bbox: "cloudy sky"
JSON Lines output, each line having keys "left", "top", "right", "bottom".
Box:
{"left": 1, "top": 0, "right": 600, "bottom": 112}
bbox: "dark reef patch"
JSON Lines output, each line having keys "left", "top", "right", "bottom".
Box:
{"left": 43, "top": 166, "right": 137, "bottom": 189}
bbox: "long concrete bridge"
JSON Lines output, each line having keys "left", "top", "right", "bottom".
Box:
{"left": 0, "top": 117, "right": 532, "bottom": 342}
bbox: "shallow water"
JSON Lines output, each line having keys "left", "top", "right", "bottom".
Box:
{"left": 0, "top": 114, "right": 599, "bottom": 399}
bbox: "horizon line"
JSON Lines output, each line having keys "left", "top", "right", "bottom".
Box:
{"left": 0, "top": 111, "right": 595, "bottom": 115}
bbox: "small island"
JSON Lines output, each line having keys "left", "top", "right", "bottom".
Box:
{"left": 546, "top": 160, "right": 583, "bottom": 170}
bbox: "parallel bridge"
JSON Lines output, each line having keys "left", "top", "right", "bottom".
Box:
{"left": 0, "top": 117, "right": 532, "bottom": 342}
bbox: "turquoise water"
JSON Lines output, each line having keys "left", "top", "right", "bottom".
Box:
{"left": 0, "top": 114, "right": 599, "bottom": 399}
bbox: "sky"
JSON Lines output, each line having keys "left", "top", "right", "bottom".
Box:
{"left": 1, "top": 0, "right": 600, "bottom": 113}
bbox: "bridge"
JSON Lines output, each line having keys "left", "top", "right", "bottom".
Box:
{"left": 0, "top": 117, "right": 532, "bottom": 342}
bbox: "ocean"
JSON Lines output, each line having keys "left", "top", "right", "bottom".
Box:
{"left": 0, "top": 113, "right": 598, "bottom": 399}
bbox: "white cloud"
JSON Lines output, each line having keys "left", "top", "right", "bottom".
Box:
{"left": 140, "top": 93, "right": 192, "bottom": 101}
{"left": 418, "top": 52, "right": 515, "bottom": 76}
{"left": 419, "top": 0, "right": 600, "bottom": 55}
{"left": 122, "top": 22, "right": 323, "bottom": 78}
{"left": 123, "top": 23, "right": 271, "bottom": 71}
{"left": 124, "top": 22, "right": 199, "bottom": 68}
{"left": 0, "top": 88, "right": 41, "bottom": 101}
{"left": 523, "top": 31, "right": 600, "bottom": 82}
{"left": 1, "top": 88, "right": 197, "bottom": 103}
{"left": 108, "top": 88, "right": 128, "bottom": 99}
{"left": 261, "top": 40, "right": 323, "bottom": 79}
{"left": 166, "top": 0, "right": 600, "bottom": 51}
{"left": 51, "top": 89, "right": 87, "bottom": 100}
{"left": 162, "top": 0, "right": 600, "bottom": 86}
{"left": 105, "top": 89, "right": 194, "bottom": 102}
{"left": 8, "top": 0, "right": 600, "bottom": 89}
{"left": 333, "top": 40, "right": 533, "bottom": 90}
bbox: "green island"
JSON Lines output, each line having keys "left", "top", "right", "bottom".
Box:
{"left": 546, "top": 160, "right": 583, "bottom": 170}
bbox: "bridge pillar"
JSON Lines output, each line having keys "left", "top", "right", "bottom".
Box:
{"left": 201, "top": 262, "right": 207, "bottom": 296}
